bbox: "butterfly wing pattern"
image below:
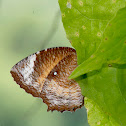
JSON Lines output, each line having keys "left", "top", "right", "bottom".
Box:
{"left": 10, "top": 47, "right": 84, "bottom": 112}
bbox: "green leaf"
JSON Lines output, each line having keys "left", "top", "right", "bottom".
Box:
{"left": 85, "top": 97, "right": 120, "bottom": 126}
{"left": 70, "top": 7, "right": 126, "bottom": 79}
{"left": 59, "top": 0, "right": 125, "bottom": 65}
{"left": 77, "top": 66, "right": 126, "bottom": 125}
{"left": 59, "top": 0, "right": 126, "bottom": 125}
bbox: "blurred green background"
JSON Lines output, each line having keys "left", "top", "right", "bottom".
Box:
{"left": 0, "top": 0, "right": 89, "bottom": 126}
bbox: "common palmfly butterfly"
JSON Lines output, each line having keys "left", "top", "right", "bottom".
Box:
{"left": 10, "top": 47, "right": 84, "bottom": 112}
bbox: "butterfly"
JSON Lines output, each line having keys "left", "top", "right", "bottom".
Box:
{"left": 10, "top": 47, "right": 84, "bottom": 112}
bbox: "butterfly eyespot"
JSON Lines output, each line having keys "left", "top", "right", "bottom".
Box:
{"left": 10, "top": 47, "right": 84, "bottom": 112}
{"left": 53, "top": 71, "right": 57, "bottom": 76}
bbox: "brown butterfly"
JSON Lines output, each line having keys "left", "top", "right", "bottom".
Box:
{"left": 10, "top": 47, "right": 84, "bottom": 112}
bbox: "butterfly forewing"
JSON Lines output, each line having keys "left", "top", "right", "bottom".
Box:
{"left": 10, "top": 47, "right": 84, "bottom": 112}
